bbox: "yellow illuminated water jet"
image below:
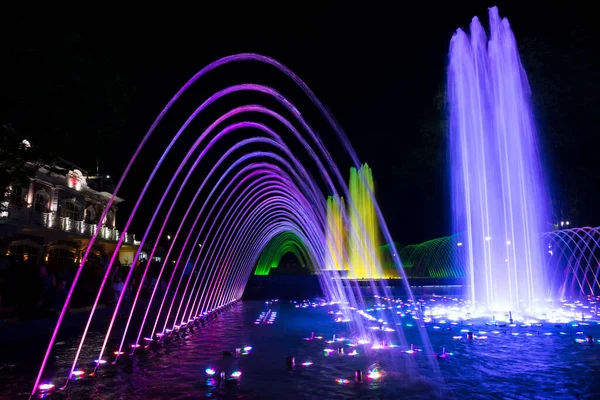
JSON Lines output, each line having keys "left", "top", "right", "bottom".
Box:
{"left": 326, "top": 195, "right": 346, "bottom": 270}
{"left": 325, "top": 164, "right": 389, "bottom": 279}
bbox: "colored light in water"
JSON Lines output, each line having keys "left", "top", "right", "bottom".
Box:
{"left": 368, "top": 371, "right": 382, "bottom": 380}
{"left": 71, "top": 370, "right": 85, "bottom": 380}
{"left": 336, "top": 378, "right": 350, "bottom": 384}
{"left": 301, "top": 361, "right": 313, "bottom": 366}
{"left": 205, "top": 368, "right": 216, "bottom": 376}
{"left": 94, "top": 359, "right": 107, "bottom": 364}
{"left": 38, "top": 383, "right": 54, "bottom": 391}
{"left": 231, "top": 371, "right": 242, "bottom": 378}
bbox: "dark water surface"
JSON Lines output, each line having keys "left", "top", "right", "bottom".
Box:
{"left": 1, "top": 300, "right": 600, "bottom": 399}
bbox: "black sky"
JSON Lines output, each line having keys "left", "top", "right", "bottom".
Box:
{"left": 2, "top": 3, "right": 598, "bottom": 244}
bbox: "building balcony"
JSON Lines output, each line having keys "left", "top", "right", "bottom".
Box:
{"left": 1, "top": 205, "right": 135, "bottom": 244}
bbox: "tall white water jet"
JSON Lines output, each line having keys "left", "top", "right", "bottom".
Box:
{"left": 448, "top": 7, "right": 549, "bottom": 311}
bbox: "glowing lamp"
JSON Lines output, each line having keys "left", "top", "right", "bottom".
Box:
{"left": 368, "top": 371, "right": 382, "bottom": 379}
{"left": 38, "top": 383, "right": 55, "bottom": 391}
{"left": 71, "top": 370, "right": 85, "bottom": 379}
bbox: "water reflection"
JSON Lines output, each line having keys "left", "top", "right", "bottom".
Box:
{"left": 1, "top": 300, "right": 599, "bottom": 399}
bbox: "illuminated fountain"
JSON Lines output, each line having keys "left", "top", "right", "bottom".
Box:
{"left": 326, "top": 194, "right": 346, "bottom": 271}
{"left": 448, "top": 7, "right": 549, "bottom": 312}
{"left": 543, "top": 226, "right": 600, "bottom": 298}
{"left": 254, "top": 232, "right": 310, "bottom": 275}
{"left": 348, "top": 164, "right": 383, "bottom": 279}
{"left": 323, "top": 164, "right": 387, "bottom": 279}
{"left": 30, "top": 54, "right": 432, "bottom": 397}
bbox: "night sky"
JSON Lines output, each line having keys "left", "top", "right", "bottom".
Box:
{"left": 2, "top": 3, "right": 598, "bottom": 245}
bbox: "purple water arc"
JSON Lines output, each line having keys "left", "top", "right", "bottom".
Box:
{"left": 32, "top": 53, "right": 435, "bottom": 395}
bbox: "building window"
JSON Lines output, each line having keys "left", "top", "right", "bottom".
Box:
{"left": 107, "top": 209, "right": 116, "bottom": 228}
{"left": 8, "top": 243, "right": 40, "bottom": 263}
{"left": 34, "top": 189, "right": 50, "bottom": 212}
{"left": 48, "top": 247, "right": 76, "bottom": 265}
{"left": 8, "top": 186, "right": 26, "bottom": 207}
{"left": 82, "top": 246, "right": 101, "bottom": 261}
{"left": 84, "top": 205, "right": 97, "bottom": 224}
{"left": 61, "top": 198, "right": 82, "bottom": 220}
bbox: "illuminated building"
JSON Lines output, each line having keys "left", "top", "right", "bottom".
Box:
{"left": 0, "top": 159, "right": 139, "bottom": 267}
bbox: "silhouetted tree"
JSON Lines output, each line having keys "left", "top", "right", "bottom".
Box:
{"left": 0, "top": 125, "right": 48, "bottom": 209}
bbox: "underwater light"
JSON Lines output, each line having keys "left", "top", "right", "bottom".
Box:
{"left": 70, "top": 370, "right": 85, "bottom": 378}
{"left": 336, "top": 378, "right": 350, "bottom": 384}
{"left": 301, "top": 361, "right": 313, "bottom": 366}
{"left": 94, "top": 359, "right": 107, "bottom": 364}
{"left": 231, "top": 371, "right": 242, "bottom": 378}
{"left": 205, "top": 368, "right": 216, "bottom": 376}
{"left": 38, "top": 383, "right": 54, "bottom": 391}
{"left": 368, "top": 371, "right": 382, "bottom": 379}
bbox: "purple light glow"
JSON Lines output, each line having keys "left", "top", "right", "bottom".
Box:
{"left": 185, "top": 175, "right": 324, "bottom": 321}
{"left": 32, "top": 53, "right": 438, "bottom": 393}
{"left": 448, "top": 7, "right": 549, "bottom": 311}
{"left": 175, "top": 170, "right": 321, "bottom": 330}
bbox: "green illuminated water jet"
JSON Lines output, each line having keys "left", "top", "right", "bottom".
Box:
{"left": 257, "top": 164, "right": 388, "bottom": 279}
{"left": 254, "top": 232, "right": 310, "bottom": 275}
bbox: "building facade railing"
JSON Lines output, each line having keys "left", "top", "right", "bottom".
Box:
{"left": 1, "top": 205, "right": 135, "bottom": 244}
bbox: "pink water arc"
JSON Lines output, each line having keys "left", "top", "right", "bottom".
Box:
{"left": 448, "top": 7, "right": 549, "bottom": 311}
